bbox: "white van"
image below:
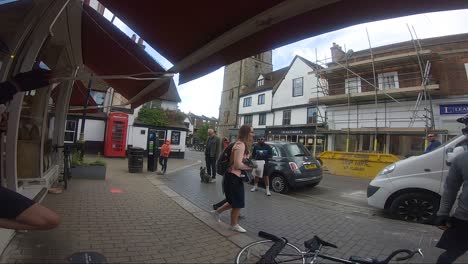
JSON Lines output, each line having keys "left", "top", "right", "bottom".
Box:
{"left": 367, "top": 134, "right": 467, "bottom": 224}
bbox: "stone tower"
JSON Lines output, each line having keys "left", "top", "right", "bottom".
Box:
{"left": 218, "top": 51, "right": 273, "bottom": 140}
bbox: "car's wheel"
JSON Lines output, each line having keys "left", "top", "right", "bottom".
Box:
{"left": 270, "top": 174, "right": 289, "bottom": 193}
{"left": 389, "top": 192, "right": 440, "bottom": 224}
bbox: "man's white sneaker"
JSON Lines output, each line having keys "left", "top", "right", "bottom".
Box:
{"left": 266, "top": 190, "right": 271, "bottom": 196}
{"left": 210, "top": 210, "right": 220, "bottom": 222}
{"left": 250, "top": 186, "right": 257, "bottom": 192}
{"left": 230, "top": 224, "right": 246, "bottom": 233}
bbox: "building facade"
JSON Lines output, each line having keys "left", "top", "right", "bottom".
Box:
{"left": 314, "top": 34, "right": 468, "bottom": 157}
{"left": 218, "top": 52, "right": 272, "bottom": 139}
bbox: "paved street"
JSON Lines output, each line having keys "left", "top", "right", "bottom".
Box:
{"left": 170, "top": 149, "right": 468, "bottom": 263}
{"left": 0, "top": 157, "right": 240, "bottom": 263}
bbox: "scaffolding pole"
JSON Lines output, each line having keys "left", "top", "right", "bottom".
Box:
{"left": 366, "top": 28, "right": 379, "bottom": 152}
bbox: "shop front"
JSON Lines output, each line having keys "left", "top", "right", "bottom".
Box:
{"left": 265, "top": 126, "right": 326, "bottom": 155}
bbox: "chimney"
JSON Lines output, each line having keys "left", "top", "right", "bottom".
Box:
{"left": 131, "top": 34, "right": 137, "bottom": 42}
{"left": 330, "top": 42, "right": 345, "bottom": 62}
{"left": 137, "top": 37, "right": 146, "bottom": 50}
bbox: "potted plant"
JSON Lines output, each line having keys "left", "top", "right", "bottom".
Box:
{"left": 70, "top": 152, "right": 107, "bottom": 180}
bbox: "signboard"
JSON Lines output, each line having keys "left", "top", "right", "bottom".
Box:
{"left": 440, "top": 104, "right": 468, "bottom": 115}
{"left": 267, "top": 127, "right": 316, "bottom": 135}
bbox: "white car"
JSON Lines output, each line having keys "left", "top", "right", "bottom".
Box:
{"left": 367, "top": 135, "right": 467, "bottom": 224}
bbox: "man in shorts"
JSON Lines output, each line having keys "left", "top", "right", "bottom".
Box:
{"left": 251, "top": 137, "right": 273, "bottom": 196}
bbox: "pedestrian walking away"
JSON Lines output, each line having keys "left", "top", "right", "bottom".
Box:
{"left": 251, "top": 137, "right": 273, "bottom": 196}
{"left": 205, "top": 129, "right": 221, "bottom": 183}
{"left": 211, "top": 125, "right": 254, "bottom": 233}
{"left": 159, "top": 139, "right": 171, "bottom": 174}
{"left": 434, "top": 115, "right": 468, "bottom": 264}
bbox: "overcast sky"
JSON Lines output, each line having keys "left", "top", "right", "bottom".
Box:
{"left": 107, "top": 9, "right": 468, "bottom": 119}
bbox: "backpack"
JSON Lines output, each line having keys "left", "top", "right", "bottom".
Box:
{"left": 216, "top": 143, "right": 235, "bottom": 175}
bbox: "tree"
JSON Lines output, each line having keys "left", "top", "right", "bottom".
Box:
{"left": 195, "top": 123, "right": 210, "bottom": 144}
{"left": 136, "top": 107, "right": 169, "bottom": 126}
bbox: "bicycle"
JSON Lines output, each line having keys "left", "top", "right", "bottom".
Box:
{"left": 235, "top": 231, "right": 423, "bottom": 264}
{"left": 53, "top": 144, "right": 73, "bottom": 190}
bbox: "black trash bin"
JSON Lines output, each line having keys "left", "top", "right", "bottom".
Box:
{"left": 128, "top": 147, "right": 144, "bottom": 173}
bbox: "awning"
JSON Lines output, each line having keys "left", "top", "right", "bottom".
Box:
{"left": 81, "top": 4, "right": 172, "bottom": 108}
{"left": 98, "top": 0, "right": 468, "bottom": 85}
{"left": 52, "top": 81, "right": 98, "bottom": 113}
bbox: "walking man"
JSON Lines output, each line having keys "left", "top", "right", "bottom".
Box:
{"left": 205, "top": 129, "right": 221, "bottom": 183}
{"left": 251, "top": 137, "right": 273, "bottom": 196}
{"left": 433, "top": 116, "right": 468, "bottom": 263}
{"left": 425, "top": 133, "right": 441, "bottom": 153}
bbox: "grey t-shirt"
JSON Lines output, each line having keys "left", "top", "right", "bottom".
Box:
{"left": 437, "top": 151, "right": 468, "bottom": 221}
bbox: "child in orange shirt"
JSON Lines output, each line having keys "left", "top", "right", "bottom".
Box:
{"left": 159, "top": 139, "right": 171, "bottom": 174}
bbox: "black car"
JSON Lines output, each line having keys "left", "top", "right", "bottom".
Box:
{"left": 258, "top": 141, "right": 322, "bottom": 193}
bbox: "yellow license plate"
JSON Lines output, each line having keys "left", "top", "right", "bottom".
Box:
{"left": 305, "top": 164, "right": 317, "bottom": 169}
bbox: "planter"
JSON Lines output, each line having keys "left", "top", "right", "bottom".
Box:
{"left": 71, "top": 165, "right": 106, "bottom": 180}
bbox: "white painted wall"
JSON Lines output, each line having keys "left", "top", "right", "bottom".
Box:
{"left": 184, "top": 117, "right": 194, "bottom": 134}
{"left": 161, "top": 101, "right": 178, "bottom": 111}
{"left": 238, "top": 89, "right": 273, "bottom": 115}
{"left": 75, "top": 119, "right": 105, "bottom": 141}
{"left": 272, "top": 57, "right": 322, "bottom": 109}
{"left": 326, "top": 97, "right": 468, "bottom": 135}
{"left": 129, "top": 126, "right": 148, "bottom": 149}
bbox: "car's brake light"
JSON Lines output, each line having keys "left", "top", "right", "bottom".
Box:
{"left": 289, "top": 162, "right": 299, "bottom": 172}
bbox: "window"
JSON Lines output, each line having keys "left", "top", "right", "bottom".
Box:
{"left": 283, "top": 110, "right": 291, "bottom": 125}
{"left": 271, "top": 146, "right": 280, "bottom": 157}
{"left": 223, "top": 111, "right": 229, "bottom": 123}
{"left": 244, "top": 115, "right": 252, "bottom": 125}
{"left": 258, "top": 113, "right": 266, "bottom": 125}
{"left": 140, "top": 130, "right": 146, "bottom": 135}
{"left": 230, "top": 89, "right": 234, "bottom": 99}
{"left": 243, "top": 97, "right": 252, "bottom": 107}
{"left": 253, "top": 54, "right": 262, "bottom": 60}
{"left": 64, "top": 120, "right": 77, "bottom": 143}
{"left": 307, "top": 107, "right": 318, "bottom": 124}
{"left": 171, "top": 131, "right": 180, "bottom": 145}
{"left": 292, "top": 77, "right": 303, "bottom": 97}
{"left": 345, "top": 77, "right": 361, "bottom": 93}
{"left": 258, "top": 94, "right": 265, "bottom": 105}
{"left": 257, "top": 79, "right": 264, "bottom": 87}
{"left": 378, "top": 72, "right": 399, "bottom": 90}
{"left": 465, "top": 63, "right": 468, "bottom": 80}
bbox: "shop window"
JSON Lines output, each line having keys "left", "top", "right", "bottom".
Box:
{"left": 282, "top": 110, "right": 291, "bottom": 125}
{"left": 258, "top": 113, "right": 266, "bottom": 126}
{"left": 243, "top": 97, "right": 252, "bottom": 107}
{"left": 244, "top": 115, "right": 252, "bottom": 125}
{"left": 292, "top": 77, "right": 303, "bottom": 97}
{"left": 389, "top": 135, "right": 424, "bottom": 157}
{"left": 378, "top": 72, "right": 399, "bottom": 90}
{"left": 345, "top": 77, "right": 361, "bottom": 93}
{"left": 171, "top": 131, "right": 180, "bottom": 145}
{"left": 307, "top": 107, "right": 318, "bottom": 124}
{"left": 258, "top": 94, "right": 265, "bottom": 105}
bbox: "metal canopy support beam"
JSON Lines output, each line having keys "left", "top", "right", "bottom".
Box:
{"left": 170, "top": 0, "right": 340, "bottom": 74}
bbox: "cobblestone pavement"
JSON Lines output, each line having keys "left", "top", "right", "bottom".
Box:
{"left": 161, "top": 151, "right": 468, "bottom": 263}
{"left": 0, "top": 157, "right": 240, "bottom": 264}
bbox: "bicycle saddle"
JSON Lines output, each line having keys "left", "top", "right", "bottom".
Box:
{"left": 304, "top": 236, "right": 337, "bottom": 251}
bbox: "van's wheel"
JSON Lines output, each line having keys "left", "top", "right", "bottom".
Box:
{"left": 270, "top": 174, "right": 289, "bottom": 194}
{"left": 389, "top": 192, "right": 440, "bottom": 224}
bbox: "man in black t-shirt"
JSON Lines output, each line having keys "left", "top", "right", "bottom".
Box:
{"left": 251, "top": 138, "right": 273, "bottom": 196}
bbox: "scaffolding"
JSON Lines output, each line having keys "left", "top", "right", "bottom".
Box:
{"left": 310, "top": 27, "right": 437, "bottom": 155}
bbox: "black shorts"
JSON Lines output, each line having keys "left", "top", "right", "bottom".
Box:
{"left": 223, "top": 173, "right": 245, "bottom": 208}
{"left": 0, "top": 186, "right": 35, "bottom": 219}
{"left": 436, "top": 217, "right": 468, "bottom": 251}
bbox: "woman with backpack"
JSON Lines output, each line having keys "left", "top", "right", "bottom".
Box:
{"left": 211, "top": 125, "right": 254, "bottom": 233}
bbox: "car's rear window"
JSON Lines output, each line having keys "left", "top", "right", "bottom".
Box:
{"left": 284, "top": 143, "right": 311, "bottom": 157}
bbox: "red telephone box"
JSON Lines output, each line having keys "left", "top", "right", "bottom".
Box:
{"left": 104, "top": 112, "right": 128, "bottom": 157}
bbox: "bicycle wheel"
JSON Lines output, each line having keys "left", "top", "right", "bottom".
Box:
{"left": 235, "top": 240, "right": 305, "bottom": 264}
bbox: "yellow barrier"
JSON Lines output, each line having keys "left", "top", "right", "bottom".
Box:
{"left": 317, "top": 151, "right": 400, "bottom": 179}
